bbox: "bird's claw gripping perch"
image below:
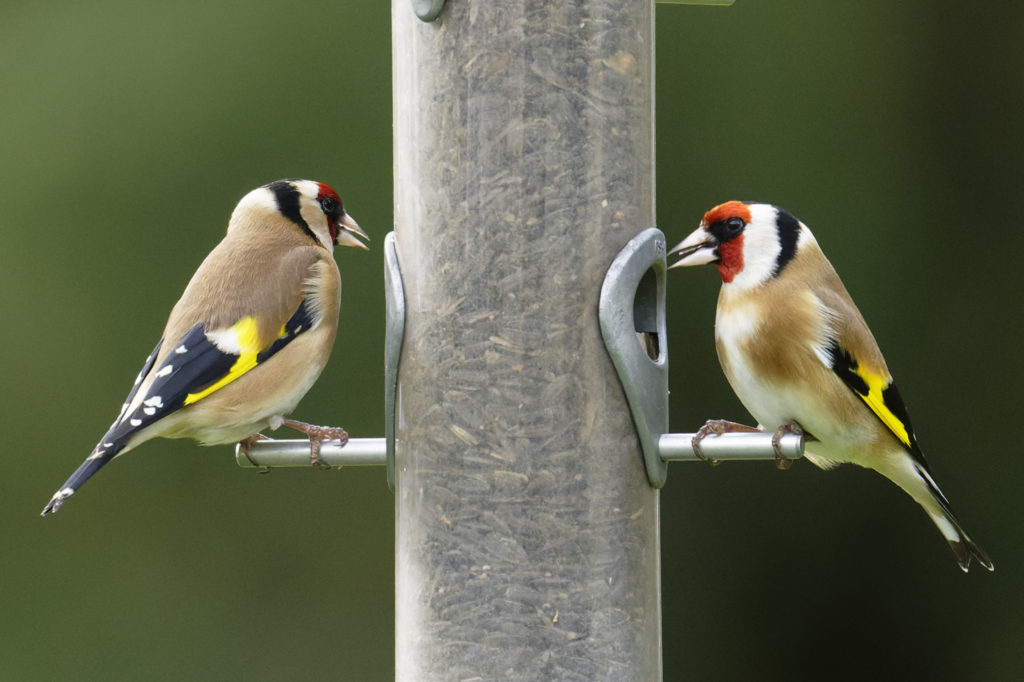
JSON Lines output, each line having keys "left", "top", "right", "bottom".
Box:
{"left": 238, "top": 433, "right": 273, "bottom": 472}
{"left": 282, "top": 419, "right": 349, "bottom": 470}
{"left": 691, "top": 419, "right": 760, "bottom": 465}
{"left": 771, "top": 422, "right": 804, "bottom": 470}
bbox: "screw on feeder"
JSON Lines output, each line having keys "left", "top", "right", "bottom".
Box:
{"left": 412, "top": 0, "right": 446, "bottom": 22}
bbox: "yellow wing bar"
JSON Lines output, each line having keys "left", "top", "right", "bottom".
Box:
{"left": 184, "top": 316, "right": 262, "bottom": 406}
{"left": 854, "top": 366, "right": 912, "bottom": 449}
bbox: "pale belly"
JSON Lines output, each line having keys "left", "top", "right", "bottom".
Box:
{"left": 715, "top": 303, "right": 879, "bottom": 466}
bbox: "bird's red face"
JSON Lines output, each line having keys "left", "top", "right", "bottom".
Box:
{"left": 700, "top": 201, "right": 751, "bottom": 283}
{"left": 315, "top": 182, "right": 368, "bottom": 251}
{"left": 316, "top": 183, "right": 343, "bottom": 244}
{"left": 670, "top": 201, "right": 805, "bottom": 290}
{"left": 669, "top": 201, "right": 751, "bottom": 283}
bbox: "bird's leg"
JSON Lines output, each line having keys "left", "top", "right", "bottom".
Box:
{"left": 281, "top": 419, "right": 349, "bottom": 470}
{"left": 238, "top": 433, "right": 272, "bottom": 461}
{"left": 238, "top": 433, "right": 273, "bottom": 472}
{"left": 691, "top": 419, "right": 760, "bottom": 466}
{"left": 771, "top": 421, "right": 804, "bottom": 470}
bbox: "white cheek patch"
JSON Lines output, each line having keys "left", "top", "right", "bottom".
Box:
{"left": 292, "top": 181, "right": 335, "bottom": 252}
{"left": 730, "top": 240, "right": 778, "bottom": 290}
{"left": 723, "top": 204, "right": 784, "bottom": 291}
{"left": 298, "top": 202, "right": 328, "bottom": 247}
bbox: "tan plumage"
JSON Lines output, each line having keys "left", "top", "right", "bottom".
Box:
{"left": 143, "top": 247, "right": 340, "bottom": 445}
{"left": 41, "top": 179, "right": 368, "bottom": 515}
{"left": 713, "top": 238, "right": 888, "bottom": 457}
{"left": 670, "top": 201, "right": 992, "bottom": 572}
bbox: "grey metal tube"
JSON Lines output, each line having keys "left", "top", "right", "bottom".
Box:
{"left": 392, "top": 0, "right": 659, "bottom": 679}
{"left": 234, "top": 438, "right": 386, "bottom": 468}
{"left": 233, "top": 431, "right": 804, "bottom": 468}
{"left": 659, "top": 432, "right": 805, "bottom": 461}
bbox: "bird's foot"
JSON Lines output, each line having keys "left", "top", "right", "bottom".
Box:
{"left": 692, "top": 419, "right": 759, "bottom": 466}
{"left": 282, "top": 419, "right": 349, "bottom": 470}
{"left": 771, "top": 422, "right": 804, "bottom": 470}
{"left": 238, "top": 433, "right": 273, "bottom": 472}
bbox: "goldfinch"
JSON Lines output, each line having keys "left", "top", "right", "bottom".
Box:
{"left": 41, "top": 179, "right": 368, "bottom": 515}
{"left": 669, "top": 201, "right": 992, "bottom": 572}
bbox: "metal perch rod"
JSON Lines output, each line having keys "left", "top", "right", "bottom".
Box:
{"left": 658, "top": 432, "right": 804, "bottom": 461}
{"left": 235, "top": 432, "right": 804, "bottom": 469}
{"left": 235, "top": 437, "right": 386, "bottom": 468}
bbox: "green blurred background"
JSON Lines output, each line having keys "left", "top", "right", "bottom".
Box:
{"left": 2, "top": 1, "right": 1021, "bottom": 680}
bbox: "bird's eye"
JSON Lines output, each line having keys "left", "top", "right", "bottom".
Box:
{"left": 725, "top": 217, "right": 745, "bottom": 235}
{"left": 320, "top": 196, "right": 338, "bottom": 214}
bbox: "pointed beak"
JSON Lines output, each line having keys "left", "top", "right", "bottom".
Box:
{"left": 668, "top": 226, "right": 719, "bottom": 269}
{"left": 336, "top": 212, "right": 370, "bottom": 250}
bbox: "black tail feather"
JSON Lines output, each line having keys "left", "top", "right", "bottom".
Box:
{"left": 40, "top": 447, "right": 120, "bottom": 516}
{"left": 911, "top": 462, "right": 993, "bottom": 572}
{"left": 948, "top": 529, "right": 994, "bottom": 573}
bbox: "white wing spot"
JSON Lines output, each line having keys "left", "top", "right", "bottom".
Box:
{"left": 130, "top": 418, "right": 142, "bottom": 427}
{"left": 175, "top": 344, "right": 188, "bottom": 354}
{"left": 206, "top": 327, "right": 243, "bottom": 354}
{"left": 143, "top": 396, "right": 164, "bottom": 408}
{"left": 156, "top": 365, "right": 173, "bottom": 378}
{"left": 143, "top": 406, "right": 156, "bottom": 416}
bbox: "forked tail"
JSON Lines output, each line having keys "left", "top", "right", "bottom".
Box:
{"left": 915, "top": 462, "right": 993, "bottom": 572}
